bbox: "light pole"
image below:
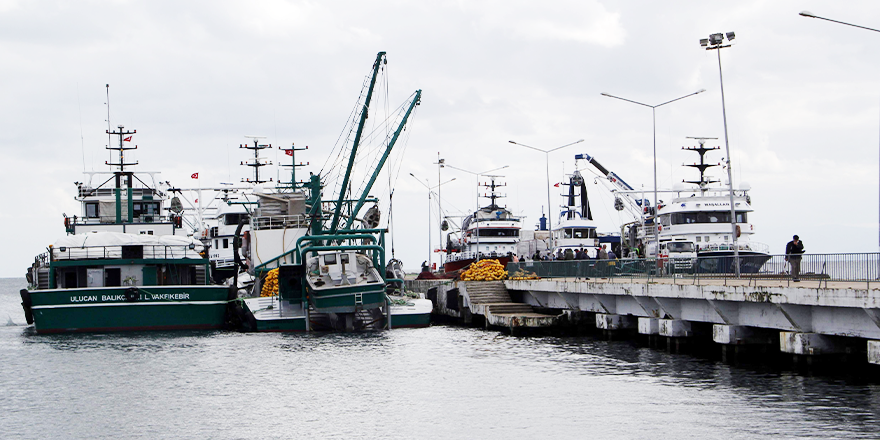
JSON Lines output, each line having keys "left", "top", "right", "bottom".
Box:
{"left": 508, "top": 139, "right": 584, "bottom": 252}
{"left": 799, "top": 11, "right": 880, "bottom": 251}
{"left": 700, "top": 31, "right": 739, "bottom": 276}
{"left": 409, "top": 173, "right": 456, "bottom": 270}
{"left": 600, "top": 90, "right": 705, "bottom": 258}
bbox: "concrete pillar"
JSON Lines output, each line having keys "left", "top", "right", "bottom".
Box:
{"left": 713, "top": 325, "right": 775, "bottom": 345}
{"left": 659, "top": 319, "right": 691, "bottom": 337}
{"left": 867, "top": 340, "right": 880, "bottom": 365}
{"left": 596, "top": 313, "right": 636, "bottom": 331}
{"left": 638, "top": 317, "right": 659, "bottom": 335}
{"left": 780, "top": 332, "right": 847, "bottom": 355}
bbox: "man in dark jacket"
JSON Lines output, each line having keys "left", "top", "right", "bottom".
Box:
{"left": 785, "top": 235, "right": 805, "bottom": 282}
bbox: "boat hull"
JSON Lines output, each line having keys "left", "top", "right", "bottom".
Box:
{"left": 695, "top": 251, "right": 771, "bottom": 274}
{"left": 27, "top": 285, "right": 231, "bottom": 334}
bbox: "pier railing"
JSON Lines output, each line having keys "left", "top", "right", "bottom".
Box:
{"left": 507, "top": 252, "right": 880, "bottom": 287}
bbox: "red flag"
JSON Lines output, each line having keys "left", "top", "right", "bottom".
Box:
{"left": 191, "top": 173, "right": 199, "bottom": 179}
{"left": 194, "top": 199, "right": 198, "bottom": 203}
{"left": 553, "top": 182, "right": 560, "bottom": 187}
{"left": 285, "top": 150, "right": 293, "bottom": 156}
{"left": 123, "top": 136, "right": 132, "bottom": 142}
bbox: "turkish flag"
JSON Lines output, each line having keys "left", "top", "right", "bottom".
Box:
{"left": 553, "top": 182, "right": 560, "bottom": 187}
{"left": 285, "top": 150, "right": 293, "bottom": 156}
{"left": 123, "top": 136, "right": 132, "bottom": 142}
{"left": 191, "top": 173, "right": 199, "bottom": 179}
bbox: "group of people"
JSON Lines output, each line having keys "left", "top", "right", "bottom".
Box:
{"left": 527, "top": 245, "right": 617, "bottom": 261}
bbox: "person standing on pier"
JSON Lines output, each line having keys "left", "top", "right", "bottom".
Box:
{"left": 785, "top": 235, "right": 805, "bottom": 282}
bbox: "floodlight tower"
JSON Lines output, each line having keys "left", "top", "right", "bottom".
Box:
{"left": 701, "top": 31, "right": 740, "bottom": 277}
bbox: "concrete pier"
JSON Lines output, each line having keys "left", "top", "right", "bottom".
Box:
{"left": 502, "top": 277, "right": 880, "bottom": 364}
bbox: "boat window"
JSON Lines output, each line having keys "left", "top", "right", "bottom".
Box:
{"left": 341, "top": 254, "right": 350, "bottom": 264}
{"left": 564, "top": 229, "right": 573, "bottom": 239}
{"left": 324, "top": 254, "right": 337, "bottom": 265}
{"left": 224, "top": 213, "right": 245, "bottom": 226}
{"left": 672, "top": 211, "right": 747, "bottom": 225}
{"left": 660, "top": 214, "right": 671, "bottom": 226}
{"left": 223, "top": 239, "right": 229, "bottom": 249}
{"left": 86, "top": 202, "right": 99, "bottom": 218}
{"left": 476, "top": 228, "right": 518, "bottom": 237}
{"left": 571, "top": 228, "right": 596, "bottom": 239}
{"left": 695, "top": 236, "right": 701, "bottom": 242}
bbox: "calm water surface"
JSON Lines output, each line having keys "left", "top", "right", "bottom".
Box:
{"left": 2, "top": 277, "right": 879, "bottom": 439}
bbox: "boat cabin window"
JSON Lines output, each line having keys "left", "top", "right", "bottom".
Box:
{"left": 133, "top": 202, "right": 160, "bottom": 221}
{"left": 223, "top": 213, "right": 246, "bottom": 226}
{"left": 571, "top": 228, "right": 597, "bottom": 239}
{"left": 340, "top": 253, "right": 350, "bottom": 264}
{"left": 85, "top": 202, "right": 99, "bottom": 218}
{"left": 324, "top": 254, "right": 337, "bottom": 265}
{"left": 667, "top": 242, "right": 695, "bottom": 253}
{"left": 223, "top": 238, "right": 229, "bottom": 249}
{"left": 672, "top": 211, "right": 747, "bottom": 225}
{"left": 476, "top": 228, "right": 518, "bottom": 237}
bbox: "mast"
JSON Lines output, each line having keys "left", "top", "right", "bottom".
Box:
{"left": 278, "top": 143, "right": 309, "bottom": 191}
{"left": 241, "top": 136, "right": 272, "bottom": 184}
{"left": 683, "top": 137, "right": 720, "bottom": 195}
{"left": 329, "top": 51, "right": 386, "bottom": 234}
{"left": 105, "top": 125, "right": 137, "bottom": 224}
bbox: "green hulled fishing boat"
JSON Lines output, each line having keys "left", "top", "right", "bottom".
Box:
{"left": 22, "top": 232, "right": 232, "bottom": 334}
{"left": 234, "top": 51, "right": 426, "bottom": 332}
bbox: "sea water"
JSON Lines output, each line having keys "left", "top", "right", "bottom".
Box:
{"left": 2, "top": 277, "right": 880, "bottom": 439}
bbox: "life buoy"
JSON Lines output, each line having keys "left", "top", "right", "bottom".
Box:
{"left": 125, "top": 287, "right": 139, "bottom": 302}
{"left": 735, "top": 225, "right": 741, "bottom": 238}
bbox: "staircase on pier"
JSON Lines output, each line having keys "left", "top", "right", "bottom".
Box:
{"left": 462, "top": 281, "right": 557, "bottom": 330}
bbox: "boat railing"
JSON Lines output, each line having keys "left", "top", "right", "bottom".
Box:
{"left": 66, "top": 214, "right": 170, "bottom": 226}
{"left": 446, "top": 250, "right": 509, "bottom": 263}
{"left": 251, "top": 214, "right": 308, "bottom": 231}
{"left": 49, "top": 244, "right": 205, "bottom": 261}
{"left": 697, "top": 241, "right": 769, "bottom": 254}
{"left": 508, "top": 252, "right": 880, "bottom": 288}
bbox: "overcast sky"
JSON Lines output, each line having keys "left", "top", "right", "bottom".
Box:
{"left": 2, "top": 1, "right": 879, "bottom": 276}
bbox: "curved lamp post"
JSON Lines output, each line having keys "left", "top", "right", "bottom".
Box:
{"left": 508, "top": 139, "right": 584, "bottom": 252}
{"left": 799, "top": 11, "right": 880, "bottom": 251}
{"left": 409, "top": 173, "right": 456, "bottom": 270}
{"left": 600, "top": 90, "right": 705, "bottom": 258}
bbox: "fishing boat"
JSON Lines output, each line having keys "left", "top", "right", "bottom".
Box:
{"left": 580, "top": 137, "right": 770, "bottom": 273}
{"left": 22, "top": 232, "right": 232, "bottom": 334}
{"left": 550, "top": 170, "right": 600, "bottom": 259}
{"left": 21, "top": 114, "right": 232, "bottom": 333}
{"left": 385, "top": 259, "right": 432, "bottom": 328}
{"left": 233, "top": 51, "right": 425, "bottom": 331}
{"left": 443, "top": 176, "right": 522, "bottom": 273}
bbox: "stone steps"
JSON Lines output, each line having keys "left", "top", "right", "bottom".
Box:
{"left": 486, "top": 303, "right": 537, "bottom": 314}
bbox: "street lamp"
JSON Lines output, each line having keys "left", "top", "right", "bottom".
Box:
{"left": 508, "top": 139, "right": 584, "bottom": 251}
{"left": 699, "top": 31, "right": 739, "bottom": 276}
{"left": 600, "top": 90, "right": 705, "bottom": 258}
{"left": 799, "top": 12, "right": 880, "bottom": 250}
{"left": 409, "top": 173, "right": 456, "bottom": 270}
